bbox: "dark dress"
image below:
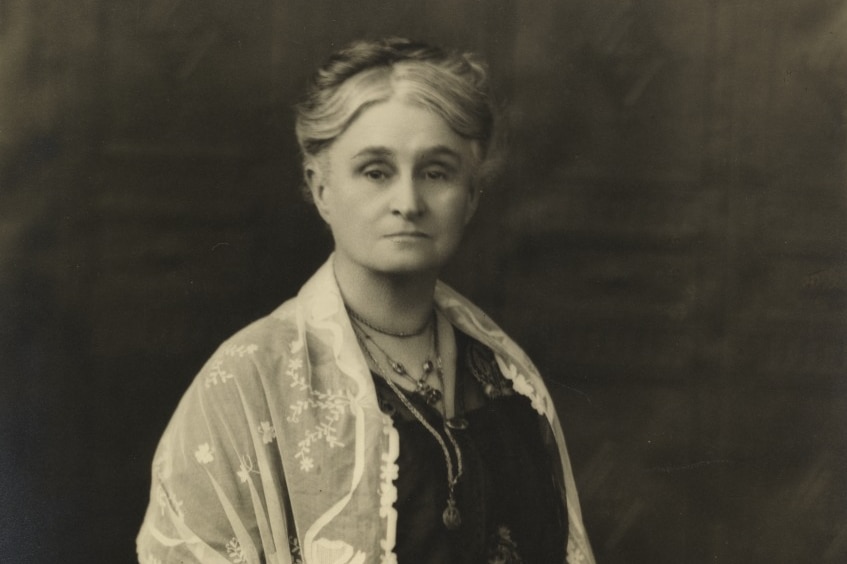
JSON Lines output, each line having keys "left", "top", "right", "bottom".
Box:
{"left": 372, "top": 330, "right": 568, "bottom": 564}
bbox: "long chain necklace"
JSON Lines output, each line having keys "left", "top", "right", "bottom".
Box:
{"left": 346, "top": 305, "right": 432, "bottom": 338}
{"left": 353, "top": 313, "right": 442, "bottom": 406}
{"left": 352, "top": 318, "right": 464, "bottom": 530}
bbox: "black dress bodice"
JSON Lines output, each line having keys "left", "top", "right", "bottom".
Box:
{"left": 372, "top": 330, "right": 567, "bottom": 564}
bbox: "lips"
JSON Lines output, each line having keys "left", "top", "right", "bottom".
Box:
{"left": 385, "top": 231, "right": 429, "bottom": 238}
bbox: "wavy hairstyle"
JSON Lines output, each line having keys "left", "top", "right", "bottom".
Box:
{"left": 294, "top": 37, "right": 503, "bottom": 195}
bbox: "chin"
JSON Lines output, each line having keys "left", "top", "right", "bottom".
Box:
{"left": 369, "top": 254, "right": 446, "bottom": 277}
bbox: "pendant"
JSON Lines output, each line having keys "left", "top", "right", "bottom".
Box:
{"left": 421, "top": 385, "right": 442, "bottom": 406}
{"left": 442, "top": 498, "right": 462, "bottom": 530}
{"left": 446, "top": 416, "right": 469, "bottom": 430}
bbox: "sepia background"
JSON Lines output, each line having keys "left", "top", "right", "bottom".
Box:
{"left": 1, "top": 1, "right": 845, "bottom": 562}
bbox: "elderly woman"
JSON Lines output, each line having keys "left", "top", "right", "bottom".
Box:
{"left": 137, "top": 38, "right": 594, "bottom": 564}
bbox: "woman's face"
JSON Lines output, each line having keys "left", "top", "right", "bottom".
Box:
{"left": 307, "top": 98, "right": 480, "bottom": 278}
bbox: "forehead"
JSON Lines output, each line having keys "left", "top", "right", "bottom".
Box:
{"left": 329, "top": 98, "right": 474, "bottom": 160}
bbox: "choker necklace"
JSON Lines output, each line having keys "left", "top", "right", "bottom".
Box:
{"left": 352, "top": 316, "right": 464, "bottom": 530}
{"left": 353, "top": 314, "right": 442, "bottom": 406}
{"left": 346, "top": 305, "right": 432, "bottom": 338}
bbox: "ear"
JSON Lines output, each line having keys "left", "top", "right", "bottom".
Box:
{"left": 463, "top": 184, "right": 482, "bottom": 225}
{"left": 305, "top": 158, "right": 331, "bottom": 223}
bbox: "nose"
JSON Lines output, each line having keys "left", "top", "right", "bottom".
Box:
{"left": 390, "top": 174, "right": 426, "bottom": 219}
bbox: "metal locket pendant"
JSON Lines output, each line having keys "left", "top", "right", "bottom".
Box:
{"left": 442, "top": 498, "right": 462, "bottom": 530}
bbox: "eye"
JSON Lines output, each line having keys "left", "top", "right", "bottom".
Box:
{"left": 360, "top": 163, "right": 393, "bottom": 182}
{"left": 420, "top": 166, "right": 452, "bottom": 182}
{"left": 364, "top": 169, "right": 388, "bottom": 181}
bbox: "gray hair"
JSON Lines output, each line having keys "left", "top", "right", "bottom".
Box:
{"left": 294, "top": 38, "right": 502, "bottom": 193}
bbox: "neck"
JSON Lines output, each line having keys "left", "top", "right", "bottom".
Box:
{"left": 333, "top": 255, "right": 438, "bottom": 335}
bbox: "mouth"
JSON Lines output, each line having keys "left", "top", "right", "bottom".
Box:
{"left": 385, "top": 231, "right": 429, "bottom": 239}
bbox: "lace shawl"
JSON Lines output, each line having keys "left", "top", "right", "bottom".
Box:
{"left": 136, "top": 256, "right": 595, "bottom": 564}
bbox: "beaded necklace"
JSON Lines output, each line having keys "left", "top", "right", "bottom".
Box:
{"left": 354, "top": 317, "right": 442, "bottom": 406}
{"left": 346, "top": 305, "right": 432, "bottom": 338}
{"left": 351, "top": 316, "right": 464, "bottom": 530}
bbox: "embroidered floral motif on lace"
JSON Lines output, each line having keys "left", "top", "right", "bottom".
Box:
{"left": 154, "top": 484, "right": 184, "bottom": 520}
{"left": 257, "top": 421, "right": 276, "bottom": 444}
{"left": 285, "top": 355, "right": 349, "bottom": 472}
{"left": 289, "top": 535, "right": 304, "bottom": 564}
{"left": 194, "top": 443, "right": 214, "bottom": 464}
{"left": 222, "top": 344, "right": 259, "bottom": 358}
{"left": 226, "top": 537, "right": 247, "bottom": 563}
{"left": 567, "top": 540, "right": 588, "bottom": 564}
{"left": 205, "top": 360, "right": 236, "bottom": 388}
{"left": 378, "top": 414, "right": 400, "bottom": 563}
{"left": 236, "top": 455, "right": 258, "bottom": 484}
{"left": 499, "top": 361, "right": 549, "bottom": 418}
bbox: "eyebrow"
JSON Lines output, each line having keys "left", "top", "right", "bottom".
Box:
{"left": 351, "top": 145, "right": 464, "bottom": 162}
{"left": 419, "top": 145, "right": 463, "bottom": 163}
{"left": 351, "top": 146, "right": 395, "bottom": 160}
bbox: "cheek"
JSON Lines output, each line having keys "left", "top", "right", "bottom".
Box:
{"left": 437, "top": 198, "right": 473, "bottom": 237}
{"left": 445, "top": 190, "right": 475, "bottom": 222}
{"left": 331, "top": 197, "right": 371, "bottom": 236}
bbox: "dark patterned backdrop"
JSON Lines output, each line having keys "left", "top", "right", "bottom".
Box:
{"left": 1, "top": 1, "right": 845, "bottom": 562}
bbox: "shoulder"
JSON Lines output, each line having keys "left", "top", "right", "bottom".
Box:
{"left": 435, "top": 281, "right": 538, "bottom": 374}
{"left": 170, "top": 298, "right": 302, "bottom": 429}
{"left": 219, "top": 298, "right": 299, "bottom": 356}
{"left": 205, "top": 298, "right": 301, "bottom": 377}
{"left": 437, "top": 285, "right": 559, "bottom": 419}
